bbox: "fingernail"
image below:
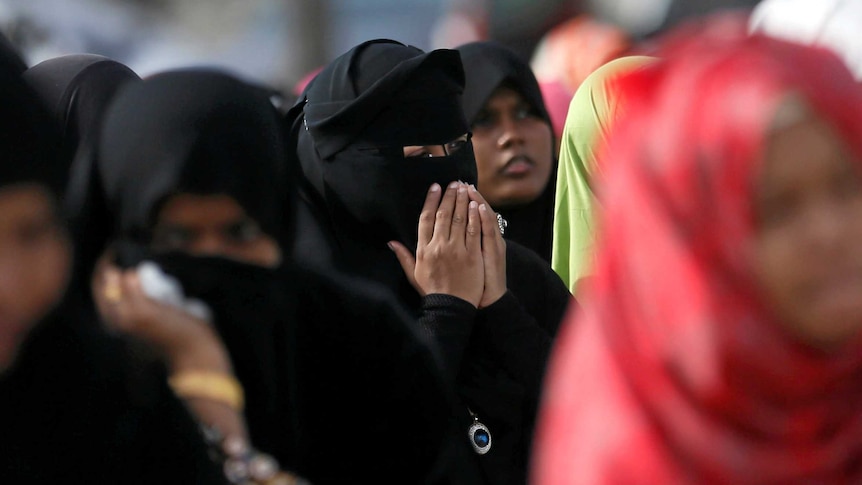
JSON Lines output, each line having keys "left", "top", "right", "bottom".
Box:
{"left": 387, "top": 242, "right": 394, "bottom": 251}
{"left": 469, "top": 201, "right": 478, "bottom": 209}
{"left": 469, "top": 184, "right": 477, "bottom": 192}
{"left": 479, "top": 203, "right": 487, "bottom": 211}
{"left": 458, "top": 185, "right": 466, "bottom": 194}
{"left": 429, "top": 183, "right": 440, "bottom": 192}
{"left": 448, "top": 181, "right": 459, "bottom": 189}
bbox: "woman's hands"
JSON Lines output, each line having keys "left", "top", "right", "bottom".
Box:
{"left": 93, "top": 258, "right": 231, "bottom": 374}
{"left": 389, "top": 181, "right": 507, "bottom": 309}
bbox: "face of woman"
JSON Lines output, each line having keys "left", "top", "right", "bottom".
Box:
{"left": 0, "top": 184, "right": 71, "bottom": 374}
{"left": 470, "top": 86, "right": 554, "bottom": 208}
{"left": 752, "top": 112, "right": 862, "bottom": 351}
{"left": 151, "top": 193, "right": 281, "bottom": 268}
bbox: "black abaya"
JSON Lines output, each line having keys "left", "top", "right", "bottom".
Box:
{"left": 287, "top": 39, "right": 572, "bottom": 485}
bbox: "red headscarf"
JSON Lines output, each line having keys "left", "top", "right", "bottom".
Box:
{"left": 533, "top": 19, "right": 862, "bottom": 485}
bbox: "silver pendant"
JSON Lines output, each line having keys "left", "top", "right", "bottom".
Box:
{"left": 467, "top": 408, "right": 492, "bottom": 455}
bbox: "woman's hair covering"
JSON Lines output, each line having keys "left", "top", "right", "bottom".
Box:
{"left": 750, "top": 0, "right": 862, "bottom": 80}
{"left": 77, "top": 69, "right": 287, "bottom": 247}
{"left": 0, "top": 32, "right": 27, "bottom": 74}
{"left": 0, "top": 55, "right": 64, "bottom": 196}
{"left": 23, "top": 55, "right": 140, "bottom": 166}
{"left": 304, "top": 39, "right": 468, "bottom": 159}
{"left": 458, "top": 41, "right": 551, "bottom": 129}
{"left": 551, "top": 56, "right": 657, "bottom": 292}
{"left": 534, "top": 17, "right": 862, "bottom": 484}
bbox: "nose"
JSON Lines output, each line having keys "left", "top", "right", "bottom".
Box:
{"left": 497, "top": 114, "right": 525, "bottom": 150}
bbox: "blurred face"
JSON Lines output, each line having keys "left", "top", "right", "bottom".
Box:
{"left": 752, "top": 113, "right": 862, "bottom": 351}
{"left": 470, "top": 86, "right": 553, "bottom": 208}
{"left": 0, "top": 184, "right": 71, "bottom": 374}
{"left": 152, "top": 194, "right": 281, "bottom": 268}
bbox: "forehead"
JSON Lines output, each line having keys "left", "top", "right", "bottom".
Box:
{"left": 156, "top": 193, "right": 250, "bottom": 224}
{"left": 485, "top": 85, "right": 528, "bottom": 108}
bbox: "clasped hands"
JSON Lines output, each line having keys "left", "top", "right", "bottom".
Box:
{"left": 389, "top": 181, "right": 507, "bottom": 309}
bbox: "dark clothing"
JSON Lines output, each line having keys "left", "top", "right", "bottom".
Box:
{"left": 23, "top": 55, "right": 140, "bottom": 169}
{"left": 75, "top": 69, "right": 468, "bottom": 484}
{"left": 0, "top": 51, "right": 222, "bottom": 485}
{"left": 121, "top": 250, "right": 466, "bottom": 484}
{"left": 419, "top": 241, "right": 571, "bottom": 485}
{"left": 0, "top": 313, "right": 225, "bottom": 485}
{"left": 288, "top": 39, "right": 572, "bottom": 484}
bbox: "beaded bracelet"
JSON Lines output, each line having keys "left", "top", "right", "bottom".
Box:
{"left": 201, "top": 426, "right": 310, "bottom": 485}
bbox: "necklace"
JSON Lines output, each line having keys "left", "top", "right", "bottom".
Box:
{"left": 467, "top": 407, "right": 492, "bottom": 454}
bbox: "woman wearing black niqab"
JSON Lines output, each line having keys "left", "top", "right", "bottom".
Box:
{"left": 457, "top": 41, "right": 557, "bottom": 263}
{"left": 73, "top": 68, "right": 463, "bottom": 484}
{"left": 0, "top": 50, "right": 222, "bottom": 485}
{"left": 287, "top": 39, "right": 572, "bottom": 485}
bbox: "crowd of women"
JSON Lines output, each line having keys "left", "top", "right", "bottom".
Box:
{"left": 2, "top": 3, "right": 862, "bottom": 484}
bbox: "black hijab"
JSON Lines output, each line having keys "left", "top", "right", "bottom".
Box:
{"left": 289, "top": 39, "right": 478, "bottom": 303}
{"left": 457, "top": 41, "right": 557, "bottom": 263}
{"left": 23, "top": 55, "right": 140, "bottom": 170}
{"left": 0, "top": 54, "right": 221, "bottom": 485}
{"left": 0, "top": 32, "right": 27, "bottom": 75}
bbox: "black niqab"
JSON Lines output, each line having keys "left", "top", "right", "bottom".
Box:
{"left": 290, "top": 39, "right": 477, "bottom": 299}
{"left": 457, "top": 41, "right": 557, "bottom": 263}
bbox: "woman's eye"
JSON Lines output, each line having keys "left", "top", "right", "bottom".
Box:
{"left": 446, "top": 139, "right": 467, "bottom": 154}
{"left": 405, "top": 148, "right": 433, "bottom": 158}
{"left": 227, "top": 221, "right": 262, "bottom": 243}
{"left": 514, "top": 105, "right": 532, "bottom": 120}
{"left": 472, "top": 111, "right": 495, "bottom": 129}
{"left": 16, "top": 220, "right": 55, "bottom": 245}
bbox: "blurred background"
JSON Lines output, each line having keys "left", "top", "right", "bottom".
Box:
{"left": 0, "top": 0, "right": 759, "bottom": 93}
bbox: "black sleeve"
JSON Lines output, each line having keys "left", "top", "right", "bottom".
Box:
{"left": 418, "top": 293, "right": 477, "bottom": 382}
{"left": 472, "top": 291, "right": 554, "bottom": 398}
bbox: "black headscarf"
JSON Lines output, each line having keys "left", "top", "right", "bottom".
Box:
{"left": 457, "top": 41, "right": 557, "bottom": 263}
{"left": 0, "top": 32, "right": 27, "bottom": 75}
{"left": 289, "top": 39, "right": 478, "bottom": 302}
{"left": 0, "top": 54, "right": 222, "bottom": 485}
{"left": 23, "top": 55, "right": 140, "bottom": 170}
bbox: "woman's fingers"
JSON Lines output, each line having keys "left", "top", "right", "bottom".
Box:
{"left": 417, "top": 183, "right": 442, "bottom": 246}
{"left": 466, "top": 200, "right": 480, "bottom": 254}
{"left": 449, "top": 183, "right": 470, "bottom": 244}
{"left": 431, "top": 181, "right": 460, "bottom": 243}
{"left": 478, "top": 202, "right": 507, "bottom": 308}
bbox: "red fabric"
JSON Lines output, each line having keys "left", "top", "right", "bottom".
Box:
{"left": 533, "top": 20, "right": 862, "bottom": 485}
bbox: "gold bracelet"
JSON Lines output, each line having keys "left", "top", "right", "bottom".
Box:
{"left": 169, "top": 371, "right": 245, "bottom": 412}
